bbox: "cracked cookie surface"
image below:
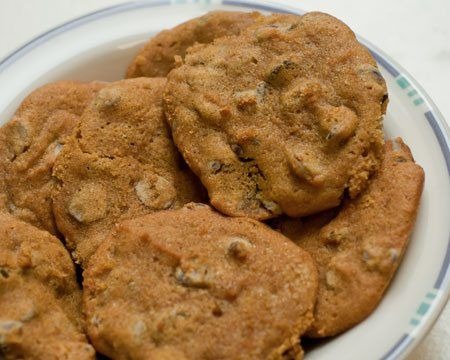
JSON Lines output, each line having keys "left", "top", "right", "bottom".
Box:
{"left": 0, "top": 81, "right": 104, "bottom": 235}
{"left": 52, "top": 78, "right": 204, "bottom": 267}
{"left": 126, "top": 11, "right": 260, "bottom": 78}
{"left": 275, "top": 138, "right": 424, "bottom": 337}
{"left": 0, "top": 213, "right": 94, "bottom": 359}
{"left": 83, "top": 204, "right": 318, "bottom": 360}
{"left": 164, "top": 12, "right": 387, "bottom": 220}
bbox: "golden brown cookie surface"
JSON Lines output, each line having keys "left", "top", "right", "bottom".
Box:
{"left": 126, "top": 11, "right": 261, "bottom": 78}
{"left": 84, "top": 204, "right": 318, "bottom": 360}
{"left": 164, "top": 12, "right": 387, "bottom": 220}
{"left": 52, "top": 78, "right": 204, "bottom": 267}
{"left": 0, "top": 81, "right": 104, "bottom": 235}
{"left": 278, "top": 138, "right": 424, "bottom": 337}
{"left": 0, "top": 213, "right": 94, "bottom": 359}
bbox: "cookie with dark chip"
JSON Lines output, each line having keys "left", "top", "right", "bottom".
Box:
{"left": 277, "top": 138, "right": 424, "bottom": 337}
{"left": 0, "top": 81, "right": 104, "bottom": 235}
{"left": 164, "top": 12, "right": 387, "bottom": 220}
{"left": 52, "top": 78, "right": 204, "bottom": 266}
{"left": 83, "top": 204, "right": 318, "bottom": 360}
{"left": 0, "top": 213, "right": 94, "bottom": 359}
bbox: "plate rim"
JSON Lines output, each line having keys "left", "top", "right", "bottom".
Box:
{"left": 0, "top": 1, "right": 448, "bottom": 359}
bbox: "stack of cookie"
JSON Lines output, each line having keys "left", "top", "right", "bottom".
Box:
{"left": 0, "top": 11, "right": 424, "bottom": 360}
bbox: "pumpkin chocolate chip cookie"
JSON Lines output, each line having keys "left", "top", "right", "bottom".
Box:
{"left": 164, "top": 12, "right": 387, "bottom": 220}
{"left": 52, "top": 78, "right": 204, "bottom": 266}
{"left": 0, "top": 213, "right": 94, "bottom": 359}
{"left": 83, "top": 204, "right": 318, "bottom": 360}
{"left": 126, "top": 11, "right": 261, "bottom": 78}
{"left": 277, "top": 138, "right": 424, "bottom": 337}
{"left": 0, "top": 81, "right": 104, "bottom": 235}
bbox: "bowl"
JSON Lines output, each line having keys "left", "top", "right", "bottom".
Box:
{"left": 0, "top": 1, "right": 448, "bottom": 359}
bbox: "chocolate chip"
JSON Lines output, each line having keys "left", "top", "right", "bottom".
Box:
{"left": 68, "top": 183, "right": 108, "bottom": 223}
{"left": 255, "top": 194, "right": 282, "bottom": 214}
{"left": 212, "top": 304, "right": 223, "bottom": 317}
{"left": 135, "top": 175, "right": 175, "bottom": 210}
{"left": 371, "top": 68, "right": 384, "bottom": 83}
{"left": 230, "top": 144, "right": 254, "bottom": 163}
{"left": 231, "top": 144, "right": 244, "bottom": 157}
{"left": 395, "top": 156, "right": 407, "bottom": 163}
{"left": 270, "top": 60, "right": 295, "bottom": 76}
{"left": 7, "top": 121, "right": 29, "bottom": 161}
{"left": 358, "top": 65, "right": 385, "bottom": 85}
{"left": 389, "top": 248, "right": 399, "bottom": 263}
{"left": 267, "top": 60, "right": 296, "bottom": 86}
{"left": 209, "top": 160, "right": 222, "bottom": 174}
{"left": 256, "top": 81, "right": 266, "bottom": 97}
{"left": 0, "top": 268, "right": 9, "bottom": 278}
{"left": 228, "top": 239, "right": 251, "bottom": 261}
{"left": 0, "top": 320, "right": 23, "bottom": 332}
{"left": 317, "top": 105, "right": 358, "bottom": 146}
{"left": 174, "top": 266, "right": 211, "bottom": 289}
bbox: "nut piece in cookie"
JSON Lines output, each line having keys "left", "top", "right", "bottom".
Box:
{"left": 52, "top": 78, "right": 204, "bottom": 267}
{"left": 164, "top": 12, "right": 387, "bottom": 220}
{"left": 126, "top": 11, "right": 261, "bottom": 78}
{"left": 0, "top": 213, "right": 94, "bottom": 359}
{"left": 0, "top": 81, "right": 104, "bottom": 235}
{"left": 278, "top": 138, "right": 424, "bottom": 337}
{"left": 83, "top": 205, "right": 318, "bottom": 360}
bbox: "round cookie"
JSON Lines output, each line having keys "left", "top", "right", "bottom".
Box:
{"left": 277, "top": 138, "right": 424, "bottom": 337}
{"left": 0, "top": 81, "right": 104, "bottom": 235}
{"left": 126, "top": 11, "right": 261, "bottom": 78}
{"left": 83, "top": 204, "right": 318, "bottom": 360}
{"left": 52, "top": 78, "right": 204, "bottom": 267}
{"left": 0, "top": 213, "right": 94, "bottom": 359}
{"left": 164, "top": 12, "right": 387, "bottom": 220}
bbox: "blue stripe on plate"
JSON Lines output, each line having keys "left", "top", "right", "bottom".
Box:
{"left": 380, "top": 334, "right": 414, "bottom": 360}
{"left": 424, "top": 110, "right": 450, "bottom": 290}
{"left": 434, "top": 235, "right": 450, "bottom": 289}
{"left": 0, "top": 0, "right": 170, "bottom": 73}
{"left": 369, "top": 49, "right": 400, "bottom": 77}
{"left": 425, "top": 111, "right": 450, "bottom": 176}
{"left": 222, "top": 0, "right": 301, "bottom": 14}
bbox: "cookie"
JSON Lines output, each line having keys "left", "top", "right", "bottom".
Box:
{"left": 278, "top": 138, "right": 424, "bottom": 337}
{"left": 0, "top": 81, "right": 104, "bottom": 235}
{"left": 126, "top": 11, "right": 260, "bottom": 78}
{"left": 83, "top": 204, "right": 318, "bottom": 360}
{"left": 0, "top": 213, "right": 94, "bottom": 359}
{"left": 52, "top": 78, "right": 204, "bottom": 266}
{"left": 164, "top": 12, "right": 387, "bottom": 220}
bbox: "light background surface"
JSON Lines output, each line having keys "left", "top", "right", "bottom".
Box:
{"left": 0, "top": 0, "right": 448, "bottom": 359}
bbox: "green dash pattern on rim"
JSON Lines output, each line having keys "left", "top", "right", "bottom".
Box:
{"left": 396, "top": 74, "right": 424, "bottom": 106}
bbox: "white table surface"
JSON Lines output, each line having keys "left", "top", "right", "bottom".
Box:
{"left": 0, "top": 0, "right": 448, "bottom": 359}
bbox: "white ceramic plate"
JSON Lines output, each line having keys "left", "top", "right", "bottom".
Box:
{"left": 0, "top": 1, "right": 448, "bottom": 359}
